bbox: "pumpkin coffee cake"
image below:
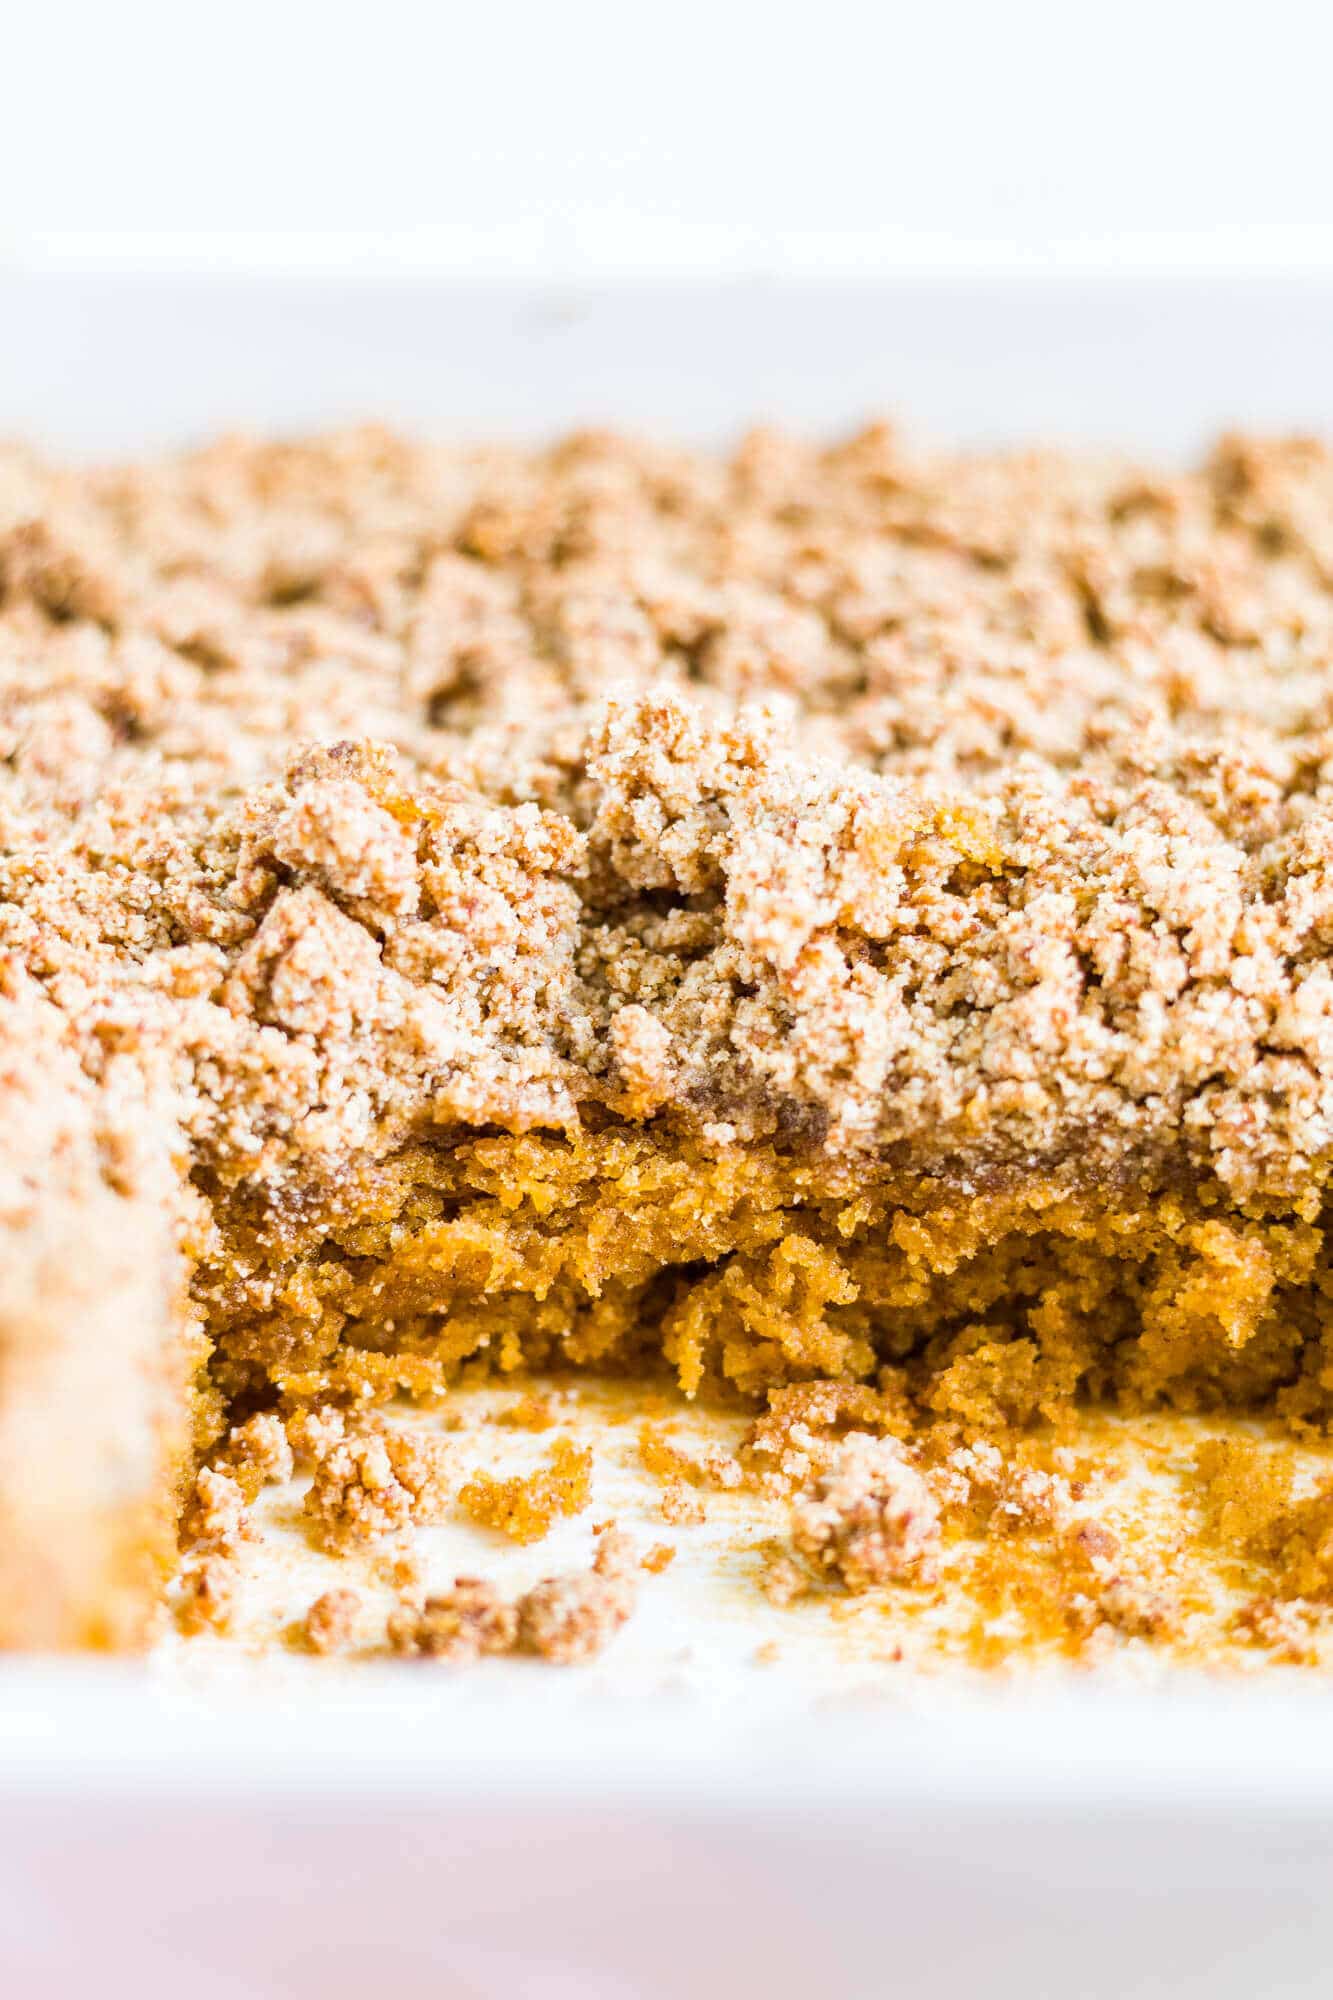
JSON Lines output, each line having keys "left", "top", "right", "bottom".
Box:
{"left": 7, "top": 422, "right": 1333, "bottom": 1651}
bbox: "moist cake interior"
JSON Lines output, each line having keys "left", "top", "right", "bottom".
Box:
{"left": 7, "top": 421, "right": 1333, "bottom": 1646}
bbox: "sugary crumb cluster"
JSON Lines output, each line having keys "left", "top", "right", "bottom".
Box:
{"left": 299, "top": 1413, "right": 451, "bottom": 1551}
{"left": 10, "top": 423, "right": 1333, "bottom": 1647}
{"left": 790, "top": 1434, "right": 943, "bottom": 1587}
{"left": 382, "top": 1526, "right": 639, "bottom": 1665}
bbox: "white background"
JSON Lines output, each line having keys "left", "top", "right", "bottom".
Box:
{"left": 6, "top": 17, "right": 1333, "bottom": 1997}
{"left": 4, "top": 0, "right": 1332, "bottom": 277}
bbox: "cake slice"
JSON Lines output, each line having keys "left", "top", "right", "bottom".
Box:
{"left": 0, "top": 975, "right": 200, "bottom": 1647}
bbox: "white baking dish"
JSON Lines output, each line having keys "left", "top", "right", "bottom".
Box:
{"left": 4, "top": 264, "right": 1333, "bottom": 2000}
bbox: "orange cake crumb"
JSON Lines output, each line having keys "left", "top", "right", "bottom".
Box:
{"left": 459, "top": 1438, "right": 593, "bottom": 1545}
{"left": 495, "top": 1395, "right": 559, "bottom": 1433}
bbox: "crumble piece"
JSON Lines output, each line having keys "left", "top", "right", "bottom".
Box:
{"left": 1093, "top": 1573, "right": 1182, "bottom": 1643}
{"left": 303, "top": 1588, "right": 363, "bottom": 1655}
{"left": 303, "top": 1425, "right": 450, "bottom": 1551}
{"left": 1059, "top": 1521, "right": 1183, "bottom": 1644}
{"left": 495, "top": 1394, "right": 558, "bottom": 1432}
{"left": 744, "top": 1383, "right": 909, "bottom": 1491}
{"left": 182, "top": 1466, "right": 252, "bottom": 1553}
{"left": 761, "top": 1551, "right": 811, "bottom": 1608}
{"left": 517, "top": 1528, "right": 639, "bottom": 1664}
{"left": 659, "top": 1478, "right": 706, "bottom": 1526}
{"left": 373, "top": 1543, "right": 426, "bottom": 1592}
{"left": 638, "top": 1425, "right": 743, "bottom": 1493}
{"left": 215, "top": 1411, "right": 295, "bottom": 1499}
{"left": 458, "top": 1437, "right": 593, "bottom": 1544}
{"left": 285, "top": 1404, "right": 347, "bottom": 1471}
{"left": 933, "top": 1437, "right": 1075, "bottom": 1535}
{"left": 608, "top": 1003, "right": 677, "bottom": 1117}
{"left": 1231, "top": 1595, "right": 1321, "bottom": 1664}
{"left": 175, "top": 1555, "right": 235, "bottom": 1635}
{"left": 387, "top": 1577, "right": 519, "bottom": 1661}
{"left": 637, "top": 1425, "right": 704, "bottom": 1486}
{"left": 790, "top": 1433, "right": 942, "bottom": 1589}
{"left": 701, "top": 1448, "right": 744, "bottom": 1491}
{"left": 641, "top": 1543, "right": 676, "bottom": 1573}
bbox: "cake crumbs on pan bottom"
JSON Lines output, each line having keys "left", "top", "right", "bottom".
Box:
{"left": 155, "top": 1377, "right": 1333, "bottom": 1674}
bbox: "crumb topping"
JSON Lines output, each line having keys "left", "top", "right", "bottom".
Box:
{"left": 387, "top": 1576, "right": 518, "bottom": 1661}
{"left": 303, "top": 1424, "right": 450, "bottom": 1551}
{"left": 789, "top": 1432, "right": 943, "bottom": 1589}
{"left": 12, "top": 426, "right": 1333, "bottom": 1240}
{"left": 303, "top": 1587, "right": 362, "bottom": 1654}
{"left": 214, "top": 1411, "right": 295, "bottom": 1498}
{"left": 516, "top": 1527, "right": 639, "bottom": 1664}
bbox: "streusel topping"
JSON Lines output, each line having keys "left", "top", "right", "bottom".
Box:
{"left": 7, "top": 425, "right": 1333, "bottom": 1216}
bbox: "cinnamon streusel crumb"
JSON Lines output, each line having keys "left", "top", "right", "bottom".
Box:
{"left": 175, "top": 1555, "right": 235, "bottom": 1635}
{"left": 387, "top": 1577, "right": 519, "bottom": 1661}
{"left": 215, "top": 1412, "right": 295, "bottom": 1500}
{"left": 790, "top": 1434, "right": 942, "bottom": 1589}
{"left": 303, "top": 1426, "right": 450, "bottom": 1552}
{"left": 182, "top": 1467, "right": 252, "bottom": 1553}
{"left": 303, "top": 1588, "right": 362, "bottom": 1654}
{"left": 517, "top": 1529, "right": 639, "bottom": 1664}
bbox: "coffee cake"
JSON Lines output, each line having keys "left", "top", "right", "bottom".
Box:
{"left": 6, "top": 422, "right": 1333, "bottom": 1648}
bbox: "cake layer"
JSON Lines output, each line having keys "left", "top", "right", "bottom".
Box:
{"left": 197, "top": 1126, "right": 1333, "bottom": 1427}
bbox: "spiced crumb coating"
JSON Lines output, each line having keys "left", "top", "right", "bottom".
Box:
{"left": 10, "top": 425, "right": 1333, "bottom": 1643}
